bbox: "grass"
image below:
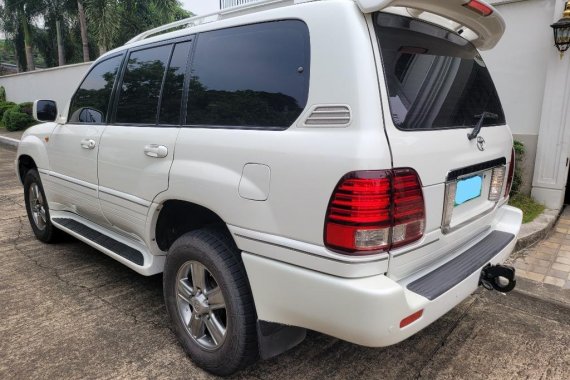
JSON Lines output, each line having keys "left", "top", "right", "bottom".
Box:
{"left": 509, "top": 194, "right": 544, "bottom": 224}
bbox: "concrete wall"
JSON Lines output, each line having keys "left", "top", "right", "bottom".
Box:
{"left": 482, "top": 0, "right": 556, "bottom": 195}
{"left": 0, "top": 62, "right": 91, "bottom": 116}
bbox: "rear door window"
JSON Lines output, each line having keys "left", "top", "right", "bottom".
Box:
{"left": 115, "top": 44, "right": 172, "bottom": 125}
{"left": 186, "top": 20, "right": 310, "bottom": 130}
{"left": 374, "top": 13, "right": 505, "bottom": 131}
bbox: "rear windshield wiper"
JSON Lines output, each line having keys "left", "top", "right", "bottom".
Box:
{"left": 467, "top": 112, "right": 498, "bottom": 140}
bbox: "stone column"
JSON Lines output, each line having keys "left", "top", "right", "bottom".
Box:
{"left": 531, "top": 0, "right": 570, "bottom": 209}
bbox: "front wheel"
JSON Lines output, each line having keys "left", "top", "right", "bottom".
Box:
{"left": 23, "top": 169, "right": 60, "bottom": 243}
{"left": 163, "top": 227, "right": 258, "bottom": 376}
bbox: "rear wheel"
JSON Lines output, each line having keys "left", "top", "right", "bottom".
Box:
{"left": 163, "top": 227, "right": 258, "bottom": 376}
{"left": 23, "top": 169, "right": 60, "bottom": 243}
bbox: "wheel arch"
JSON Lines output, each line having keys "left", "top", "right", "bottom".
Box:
{"left": 16, "top": 127, "right": 54, "bottom": 184}
{"left": 17, "top": 154, "right": 38, "bottom": 184}
{"left": 153, "top": 199, "right": 235, "bottom": 253}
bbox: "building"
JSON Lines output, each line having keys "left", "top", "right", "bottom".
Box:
{"left": 483, "top": 0, "right": 570, "bottom": 210}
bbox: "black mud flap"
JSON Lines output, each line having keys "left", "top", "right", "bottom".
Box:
{"left": 257, "top": 321, "right": 306, "bottom": 360}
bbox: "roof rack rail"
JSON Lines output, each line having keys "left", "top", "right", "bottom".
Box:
{"left": 125, "top": 0, "right": 289, "bottom": 45}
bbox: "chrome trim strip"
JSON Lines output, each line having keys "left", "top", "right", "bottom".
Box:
{"left": 443, "top": 204, "right": 496, "bottom": 234}
{"left": 235, "top": 234, "right": 389, "bottom": 264}
{"left": 98, "top": 186, "right": 152, "bottom": 207}
{"left": 46, "top": 170, "right": 97, "bottom": 191}
{"left": 441, "top": 163, "right": 506, "bottom": 235}
{"left": 391, "top": 238, "right": 440, "bottom": 258}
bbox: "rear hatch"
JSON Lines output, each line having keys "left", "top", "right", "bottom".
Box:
{"left": 372, "top": 12, "right": 513, "bottom": 279}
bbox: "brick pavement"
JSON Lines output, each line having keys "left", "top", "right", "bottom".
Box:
{"left": 514, "top": 208, "right": 570, "bottom": 289}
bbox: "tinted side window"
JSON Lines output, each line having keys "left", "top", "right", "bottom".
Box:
{"left": 159, "top": 42, "right": 191, "bottom": 125}
{"left": 187, "top": 20, "right": 310, "bottom": 130}
{"left": 116, "top": 44, "right": 172, "bottom": 124}
{"left": 69, "top": 55, "right": 123, "bottom": 124}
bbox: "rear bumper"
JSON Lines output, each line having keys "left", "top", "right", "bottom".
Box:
{"left": 242, "top": 205, "right": 522, "bottom": 347}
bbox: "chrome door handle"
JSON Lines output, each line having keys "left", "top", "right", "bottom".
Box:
{"left": 80, "top": 139, "right": 96, "bottom": 150}
{"left": 144, "top": 144, "right": 168, "bottom": 158}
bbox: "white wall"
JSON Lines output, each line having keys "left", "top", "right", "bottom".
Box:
{"left": 483, "top": 0, "right": 555, "bottom": 136}
{"left": 0, "top": 62, "right": 91, "bottom": 114}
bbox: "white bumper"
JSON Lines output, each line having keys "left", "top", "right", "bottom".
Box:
{"left": 242, "top": 205, "right": 522, "bottom": 347}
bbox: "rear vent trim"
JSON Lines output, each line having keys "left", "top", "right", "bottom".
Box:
{"left": 303, "top": 105, "right": 352, "bottom": 127}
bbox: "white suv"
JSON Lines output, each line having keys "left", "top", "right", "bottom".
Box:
{"left": 17, "top": 0, "right": 522, "bottom": 375}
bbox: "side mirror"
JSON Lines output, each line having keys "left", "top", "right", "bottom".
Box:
{"left": 33, "top": 100, "right": 58, "bottom": 122}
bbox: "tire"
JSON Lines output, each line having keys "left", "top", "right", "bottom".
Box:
{"left": 163, "top": 227, "right": 259, "bottom": 376}
{"left": 23, "top": 169, "right": 61, "bottom": 243}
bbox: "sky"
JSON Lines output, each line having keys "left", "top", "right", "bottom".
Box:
{"left": 180, "top": 0, "right": 221, "bottom": 15}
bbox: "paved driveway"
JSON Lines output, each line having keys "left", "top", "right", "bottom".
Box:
{"left": 1, "top": 145, "right": 569, "bottom": 380}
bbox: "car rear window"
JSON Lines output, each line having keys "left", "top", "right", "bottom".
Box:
{"left": 374, "top": 12, "right": 505, "bottom": 131}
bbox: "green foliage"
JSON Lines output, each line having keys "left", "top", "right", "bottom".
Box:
{"left": 0, "top": 101, "right": 17, "bottom": 120}
{"left": 17, "top": 101, "right": 33, "bottom": 116}
{"left": 0, "top": 0, "right": 192, "bottom": 71}
{"left": 509, "top": 194, "right": 544, "bottom": 224}
{"left": 510, "top": 140, "right": 525, "bottom": 197}
{"left": 2, "top": 107, "right": 35, "bottom": 131}
{"left": 85, "top": 0, "right": 192, "bottom": 54}
{"left": 0, "top": 86, "right": 6, "bottom": 102}
{"left": 513, "top": 140, "right": 525, "bottom": 156}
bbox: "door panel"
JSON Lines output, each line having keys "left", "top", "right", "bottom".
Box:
{"left": 372, "top": 13, "right": 513, "bottom": 278}
{"left": 46, "top": 123, "right": 107, "bottom": 225}
{"left": 97, "top": 41, "right": 191, "bottom": 238}
{"left": 45, "top": 54, "right": 123, "bottom": 226}
{"left": 97, "top": 126, "right": 180, "bottom": 237}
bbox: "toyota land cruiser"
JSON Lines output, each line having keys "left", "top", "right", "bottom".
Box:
{"left": 16, "top": 0, "right": 522, "bottom": 376}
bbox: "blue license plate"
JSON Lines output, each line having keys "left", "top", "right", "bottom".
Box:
{"left": 455, "top": 176, "right": 482, "bottom": 206}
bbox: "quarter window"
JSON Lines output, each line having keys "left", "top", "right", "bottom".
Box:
{"left": 186, "top": 20, "right": 310, "bottom": 130}
{"left": 68, "top": 55, "right": 123, "bottom": 124}
{"left": 116, "top": 44, "right": 172, "bottom": 125}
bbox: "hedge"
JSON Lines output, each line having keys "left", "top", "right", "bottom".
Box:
{"left": 2, "top": 107, "right": 35, "bottom": 131}
{"left": 0, "top": 101, "right": 17, "bottom": 120}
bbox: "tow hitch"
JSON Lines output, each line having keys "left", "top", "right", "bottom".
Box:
{"left": 480, "top": 264, "right": 516, "bottom": 293}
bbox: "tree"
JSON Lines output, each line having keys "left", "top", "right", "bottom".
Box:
{"left": 0, "top": 0, "right": 192, "bottom": 70}
{"left": 84, "top": 0, "right": 119, "bottom": 55}
{"left": 77, "top": 1, "right": 89, "bottom": 61}
{"left": 4, "top": 0, "right": 44, "bottom": 71}
{"left": 85, "top": 0, "right": 191, "bottom": 55}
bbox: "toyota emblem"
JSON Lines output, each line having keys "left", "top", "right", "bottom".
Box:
{"left": 476, "top": 136, "right": 486, "bottom": 151}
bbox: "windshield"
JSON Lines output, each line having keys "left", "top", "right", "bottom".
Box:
{"left": 374, "top": 12, "right": 505, "bottom": 131}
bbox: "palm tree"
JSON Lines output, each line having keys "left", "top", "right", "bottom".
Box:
{"left": 84, "top": 0, "right": 120, "bottom": 55}
{"left": 85, "top": 0, "right": 191, "bottom": 55}
{"left": 4, "top": 0, "right": 45, "bottom": 71}
{"left": 77, "top": 1, "right": 89, "bottom": 62}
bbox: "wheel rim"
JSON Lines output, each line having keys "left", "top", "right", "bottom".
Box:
{"left": 28, "top": 182, "right": 47, "bottom": 231}
{"left": 176, "top": 260, "right": 228, "bottom": 351}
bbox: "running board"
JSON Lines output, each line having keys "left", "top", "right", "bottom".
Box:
{"left": 51, "top": 213, "right": 165, "bottom": 276}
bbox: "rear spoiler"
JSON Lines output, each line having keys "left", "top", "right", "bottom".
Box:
{"left": 356, "top": 0, "right": 505, "bottom": 50}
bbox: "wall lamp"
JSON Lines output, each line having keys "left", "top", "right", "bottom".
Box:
{"left": 551, "top": 1, "right": 570, "bottom": 58}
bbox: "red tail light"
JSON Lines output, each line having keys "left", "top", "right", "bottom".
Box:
{"left": 463, "top": 0, "right": 493, "bottom": 17}
{"left": 505, "top": 148, "right": 515, "bottom": 197}
{"left": 324, "top": 169, "right": 425, "bottom": 255}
